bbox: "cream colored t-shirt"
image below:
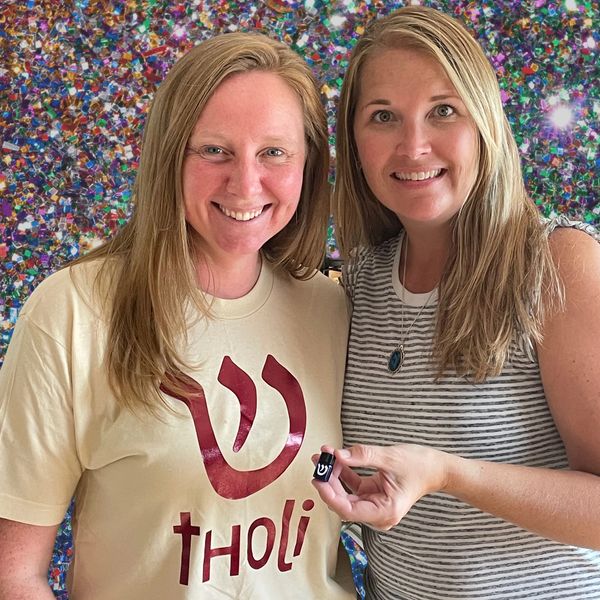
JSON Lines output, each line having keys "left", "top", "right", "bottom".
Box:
{"left": 0, "top": 260, "right": 353, "bottom": 599}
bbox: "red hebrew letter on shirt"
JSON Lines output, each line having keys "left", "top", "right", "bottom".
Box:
{"left": 161, "top": 355, "right": 306, "bottom": 499}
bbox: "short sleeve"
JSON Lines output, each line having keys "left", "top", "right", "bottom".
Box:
{"left": 0, "top": 309, "right": 82, "bottom": 526}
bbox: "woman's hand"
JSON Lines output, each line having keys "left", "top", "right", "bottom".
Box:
{"left": 312, "top": 443, "right": 452, "bottom": 530}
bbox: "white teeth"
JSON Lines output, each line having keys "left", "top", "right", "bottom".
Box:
{"left": 394, "top": 169, "right": 442, "bottom": 181}
{"left": 220, "top": 206, "right": 264, "bottom": 221}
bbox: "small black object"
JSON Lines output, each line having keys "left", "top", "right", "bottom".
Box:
{"left": 313, "top": 451, "right": 335, "bottom": 482}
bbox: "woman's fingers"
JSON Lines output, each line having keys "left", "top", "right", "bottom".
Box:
{"left": 312, "top": 477, "right": 402, "bottom": 529}
{"left": 312, "top": 443, "right": 443, "bottom": 530}
{"left": 336, "top": 444, "right": 396, "bottom": 471}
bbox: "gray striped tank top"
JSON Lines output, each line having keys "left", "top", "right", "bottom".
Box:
{"left": 342, "top": 223, "right": 600, "bottom": 599}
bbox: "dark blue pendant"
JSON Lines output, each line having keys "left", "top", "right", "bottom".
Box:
{"left": 388, "top": 345, "right": 405, "bottom": 374}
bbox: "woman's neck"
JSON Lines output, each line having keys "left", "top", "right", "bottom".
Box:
{"left": 400, "top": 226, "right": 452, "bottom": 293}
{"left": 196, "top": 253, "right": 262, "bottom": 299}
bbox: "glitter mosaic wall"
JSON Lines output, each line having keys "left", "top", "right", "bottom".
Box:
{"left": 0, "top": 0, "right": 598, "bottom": 596}
{"left": 1, "top": 0, "right": 599, "bottom": 364}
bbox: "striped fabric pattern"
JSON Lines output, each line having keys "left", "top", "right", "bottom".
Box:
{"left": 342, "top": 231, "right": 600, "bottom": 599}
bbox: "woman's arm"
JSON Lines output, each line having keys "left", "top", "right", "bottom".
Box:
{"left": 314, "top": 441, "right": 600, "bottom": 548}
{"left": 313, "top": 228, "right": 600, "bottom": 549}
{"left": 538, "top": 227, "right": 600, "bottom": 477}
{"left": 0, "top": 518, "right": 58, "bottom": 599}
{"left": 444, "top": 228, "right": 600, "bottom": 546}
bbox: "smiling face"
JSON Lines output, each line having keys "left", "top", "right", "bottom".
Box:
{"left": 182, "top": 70, "right": 306, "bottom": 274}
{"left": 353, "top": 47, "right": 479, "bottom": 232}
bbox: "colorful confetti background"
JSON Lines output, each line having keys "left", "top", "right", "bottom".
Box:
{"left": 0, "top": 0, "right": 598, "bottom": 596}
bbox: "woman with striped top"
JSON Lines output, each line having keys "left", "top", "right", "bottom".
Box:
{"left": 313, "top": 6, "right": 600, "bottom": 599}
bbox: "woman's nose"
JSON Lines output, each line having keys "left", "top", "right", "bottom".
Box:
{"left": 226, "top": 158, "right": 263, "bottom": 197}
{"left": 395, "top": 121, "right": 431, "bottom": 160}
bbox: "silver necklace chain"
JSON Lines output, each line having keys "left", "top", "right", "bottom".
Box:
{"left": 387, "top": 235, "right": 437, "bottom": 374}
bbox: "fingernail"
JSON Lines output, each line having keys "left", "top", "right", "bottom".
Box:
{"left": 338, "top": 449, "right": 350, "bottom": 459}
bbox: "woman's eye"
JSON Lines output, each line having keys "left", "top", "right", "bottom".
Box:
{"left": 372, "top": 110, "right": 394, "bottom": 123}
{"left": 264, "top": 147, "right": 284, "bottom": 157}
{"left": 203, "top": 146, "right": 224, "bottom": 155}
{"left": 195, "top": 145, "right": 230, "bottom": 161}
{"left": 434, "top": 104, "right": 455, "bottom": 118}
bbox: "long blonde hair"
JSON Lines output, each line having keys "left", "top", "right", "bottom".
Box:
{"left": 334, "top": 6, "right": 563, "bottom": 381}
{"left": 76, "top": 33, "right": 330, "bottom": 411}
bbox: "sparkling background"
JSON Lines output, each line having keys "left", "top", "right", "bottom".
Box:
{"left": 0, "top": 0, "right": 598, "bottom": 596}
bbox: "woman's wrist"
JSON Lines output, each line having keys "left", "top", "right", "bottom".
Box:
{"left": 437, "top": 449, "right": 470, "bottom": 496}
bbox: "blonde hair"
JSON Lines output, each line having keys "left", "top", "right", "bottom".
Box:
{"left": 334, "top": 6, "right": 563, "bottom": 380}
{"left": 76, "top": 32, "right": 330, "bottom": 411}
